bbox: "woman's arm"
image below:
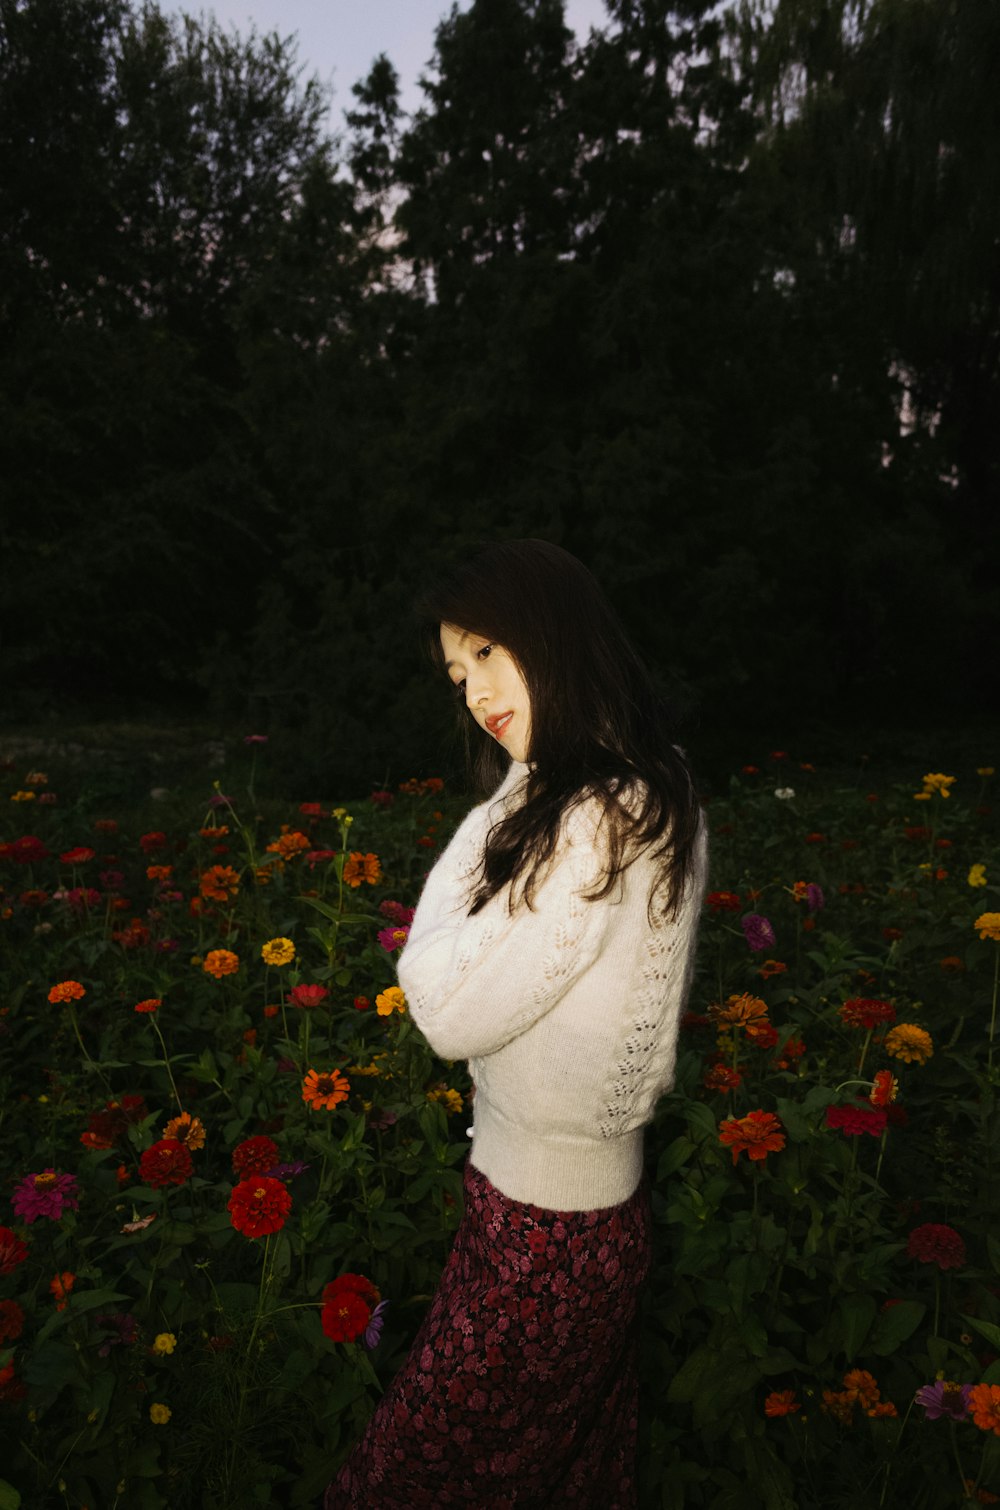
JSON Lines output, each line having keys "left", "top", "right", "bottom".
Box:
{"left": 397, "top": 809, "right": 613, "bottom": 1061}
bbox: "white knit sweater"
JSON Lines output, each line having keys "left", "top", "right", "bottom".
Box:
{"left": 396, "top": 759, "right": 710, "bottom": 1211}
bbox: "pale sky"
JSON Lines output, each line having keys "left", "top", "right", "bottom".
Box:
{"left": 164, "top": 0, "right": 613, "bottom": 124}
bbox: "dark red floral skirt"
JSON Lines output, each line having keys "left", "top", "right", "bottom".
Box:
{"left": 323, "top": 1155, "right": 652, "bottom": 1509}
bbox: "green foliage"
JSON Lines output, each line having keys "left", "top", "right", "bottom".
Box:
{"left": 0, "top": 747, "right": 998, "bottom": 1506}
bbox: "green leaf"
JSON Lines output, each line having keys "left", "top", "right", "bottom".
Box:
{"left": 0, "top": 1480, "right": 22, "bottom": 1510}
{"left": 868, "top": 1300, "right": 925, "bottom": 1356}
{"left": 657, "top": 1136, "right": 695, "bottom": 1180}
{"left": 297, "top": 897, "right": 378, "bottom": 928}
{"left": 833, "top": 1292, "right": 876, "bottom": 1361}
{"left": 961, "top": 1315, "right": 1000, "bottom": 1352}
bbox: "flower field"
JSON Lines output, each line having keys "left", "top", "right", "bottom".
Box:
{"left": 1, "top": 747, "right": 999, "bottom": 1509}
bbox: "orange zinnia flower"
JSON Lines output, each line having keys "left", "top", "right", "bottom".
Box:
{"left": 199, "top": 864, "right": 240, "bottom": 902}
{"left": 50, "top": 1271, "right": 76, "bottom": 1310}
{"left": 266, "top": 829, "right": 311, "bottom": 861}
{"left": 969, "top": 1384, "right": 1000, "bottom": 1438}
{"left": 146, "top": 864, "right": 173, "bottom": 882}
{"left": 203, "top": 949, "right": 239, "bottom": 980}
{"left": 884, "top": 1024, "right": 933, "bottom": 1065}
{"left": 842, "top": 1369, "right": 880, "bottom": 1409}
{"left": 758, "top": 959, "right": 787, "bottom": 980}
{"left": 764, "top": 1390, "right": 801, "bottom": 1417}
{"left": 343, "top": 851, "right": 383, "bottom": 888}
{"left": 718, "top": 1109, "right": 785, "bottom": 1165}
{"left": 48, "top": 980, "right": 86, "bottom": 1004}
{"left": 869, "top": 1070, "right": 898, "bottom": 1107}
{"left": 821, "top": 1389, "right": 854, "bottom": 1425}
{"left": 302, "top": 1069, "right": 350, "bottom": 1111}
{"left": 162, "top": 1112, "right": 206, "bottom": 1151}
{"left": 709, "top": 992, "right": 769, "bottom": 1029}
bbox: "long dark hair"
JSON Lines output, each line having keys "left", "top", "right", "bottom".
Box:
{"left": 414, "top": 539, "right": 704, "bottom": 923}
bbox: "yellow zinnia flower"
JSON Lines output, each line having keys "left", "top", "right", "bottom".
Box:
{"left": 884, "top": 1024, "right": 933, "bottom": 1065}
{"left": 968, "top": 864, "right": 988, "bottom": 888}
{"left": 149, "top": 1402, "right": 172, "bottom": 1424}
{"left": 912, "top": 792, "right": 932, "bottom": 801}
{"left": 975, "top": 912, "right": 1000, "bottom": 943}
{"left": 921, "top": 772, "right": 956, "bottom": 797}
{"left": 152, "top": 1332, "right": 176, "bottom": 1356}
{"left": 427, "top": 1087, "right": 464, "bottom": 1116}
{"left": 375, "top": 986, "right": 406, "bottom": 1017}
{"left": 977, "top": 767, "right": 994, "bottom": 778}
{"left": 261, "top": 936, "right": 296, "bottom": 967}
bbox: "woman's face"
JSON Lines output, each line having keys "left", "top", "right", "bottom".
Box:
{"left": 440, "top": 623, "right": 532, "bottom": 762}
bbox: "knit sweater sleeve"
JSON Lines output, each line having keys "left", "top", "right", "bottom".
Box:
{"left": 397, "top": 800, "right": 612, "bottom": 1062}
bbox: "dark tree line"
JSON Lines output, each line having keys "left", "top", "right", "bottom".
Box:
{"left": 1, "top": 0, "right": 996, "bottom": 788}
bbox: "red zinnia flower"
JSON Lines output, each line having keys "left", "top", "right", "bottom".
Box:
{"left": 134, "top": 998, "right": 161, "bottom": 1014}
{"left": 825, "top": 1103, "right": 887, "bottom": 1138}
{"left": 839, "top": 998, "right": 896, "bottom": 1030}
{"left": 321, "top": 1273, "right": 380, "bottom": 1343}
{"left": 139, "top": 831, "right": 168, "bottom": 854}
{"left": 907, "top": 1223, "right": 966, "bottom": 1271}
{"left": 232, "top": 1135, "right": 280, "bottom": 1178}
{"left": 228, "top": 1176, "right": 292, "bottom": 1238}
{"left": 289, "top": 984, "right": 329, "bottom": 1010}
{"left": 140, "top": 1138, "right": 194, "bottom": 1189}
{"left": 705, "top": 890, "right": 742, "bottom": 913}
{"left": 59, "top": 846, "right": 96, "bottom": 864}
{"left": 0, "top": 1299, "right": 25, "bottom": 1343}
{"left": 703, "top": 1063, "right": 742, "bottom": 1093}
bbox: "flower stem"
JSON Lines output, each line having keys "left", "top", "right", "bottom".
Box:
{"left": 150, "top": 1016, "right": 183, "bottom": 1113}
{"left": 988, "top": 949, "right": 999, "bottom": 1075}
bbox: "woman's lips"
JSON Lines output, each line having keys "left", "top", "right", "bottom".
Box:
{"left": 485, "top": 712, "right": 514, "bottom": 738}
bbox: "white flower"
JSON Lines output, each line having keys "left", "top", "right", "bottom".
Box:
{"left": 774, "top": 787, "right": 796, "bottom": 800}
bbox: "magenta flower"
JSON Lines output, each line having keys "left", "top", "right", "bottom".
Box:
{"left": 805, "top": 883, "right": 825, "bottom": 912}
{"left": 11, "top": 1170, "right": 80, "bottom": 1224}
{"left": 378, "top": 925, "right": 410, "bottom": 954}
{"left": 263, "top": 1161, "right": 311, "bottom": 1182}
{"left": 244, "top": 735, "right": 268, "bottom": 746}
{"left": 741, "top": 913, "right": 777, "bottom": 952}
{"left": 364, "top": 1299, "right": 389, "bottom": 1349}
{"left": 825, "top": 1103, "right": 888, "bottom": 1138}
{"left": 914, "top": 1381, "right": 972, "bottom": 1421}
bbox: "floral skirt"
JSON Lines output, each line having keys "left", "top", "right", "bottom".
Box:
{"left": 323, "top": 1155, "right": 652, "bottom": 1509}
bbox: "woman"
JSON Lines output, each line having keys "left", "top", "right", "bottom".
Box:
{"left": 324, "top": 539, "right": 709, "bottom": 1509}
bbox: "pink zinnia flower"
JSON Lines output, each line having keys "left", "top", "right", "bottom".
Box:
{"left": 377, "top": 925, "right": 410, "bottom": 953}
{"left": 11, "top": 1170, "right": 80, "bottom": 1224}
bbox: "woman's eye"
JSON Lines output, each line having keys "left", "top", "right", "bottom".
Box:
{"left": 477, "top": 643, "right": 494, "bottom": 660}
